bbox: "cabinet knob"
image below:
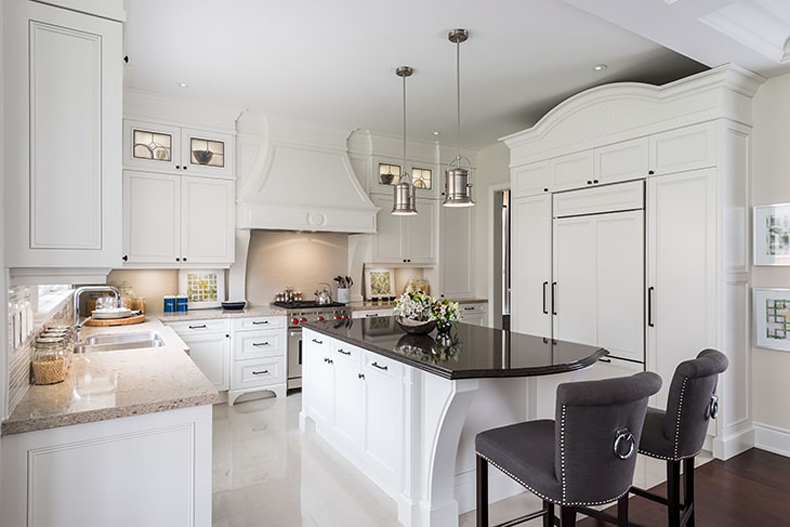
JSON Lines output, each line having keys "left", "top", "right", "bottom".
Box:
{"left": 358, "top": 373, "right": 365, "bottom": 380}
{"left": 183, "top": 166, "right": 187, "bottom": 170}
{"left": 543, "top": 188, "right": 549, "bottom": 192}
{"left": 176, "top": 165, "right": 181, "bottom": 170}
{"left": 593, "top": 179, "right": 599, "bottom": 184}
{"left": 176, "top": 257, "right": 181, "bottom": 262}
{"left": 183, "top": 257, "right": 188, "bottom": 262}
{"left": 122, "top": 255, "right": 128, "bottom": 262}
{"left": 587, "top": 180, "right": 592, "bottom": 185}
{"left": 648, "top": 170, "right": 655, "bottom": 175}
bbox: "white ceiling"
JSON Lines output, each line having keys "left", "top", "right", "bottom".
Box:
{"left": 123, "top": 0, "right": 707, "bottom": 149}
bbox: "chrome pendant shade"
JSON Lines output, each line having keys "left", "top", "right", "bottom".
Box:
{"left": 392, "top": 66, "right": 418, "bottom": 216}
{"left": 443, "top": 28, "right": 474, "bottom": 208}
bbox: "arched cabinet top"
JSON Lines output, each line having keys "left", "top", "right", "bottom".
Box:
{"left": 501, "top": 64, "right": 764, "bottom": 166}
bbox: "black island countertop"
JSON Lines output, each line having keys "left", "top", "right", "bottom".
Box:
{"left": 302, "top": 317, "right": 608, "bottom": 380}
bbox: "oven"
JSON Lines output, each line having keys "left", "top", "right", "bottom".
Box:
{"left": 287, "top": 324, "right": 303, "bottom": 390}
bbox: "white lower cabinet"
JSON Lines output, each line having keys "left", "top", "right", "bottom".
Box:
{"left": 460, "top": 302, "right": 488, "bottom": 327}
{"left": 178, "top": 330, "right": 230, "bottom": 391}
{"left": 0, "top": 405, "right": 213, "bottom": 527}
{"left": 302, "top": 329, "right": 403, "bottom": 495}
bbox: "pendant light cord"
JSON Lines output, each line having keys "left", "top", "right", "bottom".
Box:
{"left": 456, "top": 38, "right": 461, "bottom": 161}
{"left": 403, "top": 71, "right": 407, "bottom": 174}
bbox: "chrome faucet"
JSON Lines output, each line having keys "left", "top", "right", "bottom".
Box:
{"left": 73, "top": 286, "right": 121, "bottom": 338}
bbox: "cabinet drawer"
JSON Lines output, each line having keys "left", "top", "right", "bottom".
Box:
{"left": 166, "top": 318, "right": 229, "bottom": 335}
{"left": 234, "top": 316, "right": 285, "bottom": 331}
{"left": 232, "top": 357, "right": 285, "bottom": 389}
{"left": 551, "top": 150, "right": 594, "bottom": 192}
{"left": 595, "top": 137, "right": 649, "bottom": 183}
{"left": 352, "top": 308, "right": 394, "bottom": 319}
{"left": 333, "top": 341, "right": 360, "bottom": 362}
{"left": 553, "top": 180, "right": 644, "bottom": 217}
{"left": 363, "top": 353, "right": 401, "bottom": 379}
{"left": 460, "top": 302, "right": 487, "bottom": 314}
{"left": 649, "top": 122, "right": 715, "bottom": 176}
{"left": 235, "top": 329, "right": 284, "bottom": 360}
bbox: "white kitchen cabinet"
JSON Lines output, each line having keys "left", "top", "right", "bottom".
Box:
{"left": 3, "top": 0, "right": 122, "bottom": 270}
{"left": 439, "top": 204, "right": 474, "bottom": 298}
{"left": 369, "top": 194, "right": 437, "bottom": 265}
{"left": 124, "top": 119, "right": 235, "bottom": 179}
{"left": 181, "top": 177, "right": 235, "bottom": 264}
{"left": 168, "top": 320, "right": 231, "bottom": 392}
{"left": 332, "top": 344, "right": 364, "bottom": 451}
{"left": 647, "top": 169, "right": 716, "bottom": 406}
{"left": 123, "top": 171, "right": 181, "bottom": 264}
{"left": 122, "top": 171, "right": 234, "bottom": 266}
{"left": 594, "top": 137, "right": 649, "bottom": 184}
{"left": 511, "top": 195, "right": 552, "bottom": 338}
{"left": 553, "top": 216, "right": 597, "bottom": 346}
{"left": 229, "top": 316, "right": 287, "bottom": 404}
{"left": 1, "top": 405, "right": 212, "bottom": 527}
{"left": 648, "top": 122, "right": 716, "bottom": 177}
{"left": 551, "top": 150, "right": 594, "bottom": 192}
{"left": 303, "top": 334, "right": 334, "bottom": 428}
{"left": 512, "top": 160, "right": 552, "bottom": 198}
{"left": 362, "top": 353, "right": 403, "bottom": 484}
{"left": 352, "top": 308, "right": 394, "bottom": 319}
{"left": 460, "top": 302, "right": 488, "bottom": 327}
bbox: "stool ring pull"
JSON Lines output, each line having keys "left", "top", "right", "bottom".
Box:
{"left": 614, "top": 428, "right": 635, "bottom": 460}
{"left": 709, "top": 393, "right": 720, "bottom": 419}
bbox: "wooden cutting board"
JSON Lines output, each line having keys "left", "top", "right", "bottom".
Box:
{"left": 83, "top": 314, "right": 145, "bottom": 327}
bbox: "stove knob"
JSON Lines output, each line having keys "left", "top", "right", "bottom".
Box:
{"left": 335, "top": 315, "right": 341, "bottom": 320}
{"left": 317, "top": 316, "right": 325, "bottom": 322}
{"left": 301, "top": 317, "right": 307, "bottom": 323}
{"left": 292, "top": 318, "right": 299, "bottom": 325}
{"left": 343, "top": 315, "right": 349, "bottom": 320}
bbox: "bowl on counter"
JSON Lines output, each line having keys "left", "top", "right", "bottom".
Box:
{"left": 221, "top": 300, "right": 247, "bottom": 311}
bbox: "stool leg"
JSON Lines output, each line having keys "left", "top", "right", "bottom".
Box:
{"left": 617, "top": 495, "right": 629, "bottom": 527}
{"left": 684, "top": 457, "right": 695, "bottom": 527}
{"left": 476, "top": 455, "right": 488, "bottom": 527}
{"left": 560, "top": 506, "right": 576, "bottom": 527}
{"left": 543, "top": 500, "right": 554, "bottom": 527}
{"left": 667, "top": 460, "right": 681, "bottom": 527}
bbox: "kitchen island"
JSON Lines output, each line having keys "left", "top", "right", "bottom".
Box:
{"left": 299, "top": 317, "right": 607, "bottom": 527}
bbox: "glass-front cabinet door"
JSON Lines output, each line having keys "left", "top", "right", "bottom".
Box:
{"left": 123, "top": 119, "right": 182, "bottom": 174}
{"left": 181, "top": 128, "right": 235, "bottom": 179}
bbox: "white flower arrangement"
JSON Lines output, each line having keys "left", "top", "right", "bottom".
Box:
{"left": 394, "top": 291, "right": 461, "bottom": 327}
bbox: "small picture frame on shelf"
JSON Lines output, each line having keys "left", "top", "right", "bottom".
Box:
{"left": 754, "top": 203, "right": 790, "bottom": 266}
{"left": 754, "top": 288, "right": 790, "bottom": 352}
{"left": 364, "top": 267, "right": 395, "bottom": 301}
{"left": 178, "top": 269, "right": 225, "bottom": 309}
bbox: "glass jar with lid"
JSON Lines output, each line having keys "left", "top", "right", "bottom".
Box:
{"left": 33, "top": 335, "right": 70, "bottom": 385}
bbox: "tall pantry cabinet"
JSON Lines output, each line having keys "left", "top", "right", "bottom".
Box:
{"left": 504, "top": 65, "right": 764, "bottom": 460}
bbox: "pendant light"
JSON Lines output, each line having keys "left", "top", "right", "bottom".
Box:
{"left": 443, "top": 28, "right": 475, "bottom": 208}
{"left": 392, "top": 66, "right": 418, "bottom": 216}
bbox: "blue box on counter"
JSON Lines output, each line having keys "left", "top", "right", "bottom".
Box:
{"left": 163, "top": 295, "right": 176, "bottom": 313}
{"left": 176, "top": 295, "right": 188, "bottom": 312}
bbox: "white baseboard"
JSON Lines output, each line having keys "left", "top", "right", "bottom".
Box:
{"left": 753, "top": 422, "right": 790, "bottom": 458}
{"left": 454, "top": 466, "right": 523, "bottom": 514}
{"left": 712, "top": 425, "right": 754, "bottom": 460}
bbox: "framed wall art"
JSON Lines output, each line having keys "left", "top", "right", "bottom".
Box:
{"left": 754, "top": 203, "right": 790, "bottom": 266}
{"left": 754, "top": 288, "right": 790, "bottom": 352}
{"left": 178, "top": 269, "right": 225, "bottom": 309}
{"left": 364, "top": 267, "right": 395, "bottom": 301}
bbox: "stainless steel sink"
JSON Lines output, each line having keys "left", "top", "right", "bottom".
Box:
{"left": 77, "top": 331, "right": 165, "bottom": 353}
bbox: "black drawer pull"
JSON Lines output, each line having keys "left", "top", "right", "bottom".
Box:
{"left": 371, "top": 361, "right": 388, "bottom": 371}
{"left": 358, "top": 373, "right": 365, "bottom": 380}
{"left": 542, "top": 281, "right": 549, "bottom": 314}
{"left": 365, "top": 313, "right": 379, "bottom": 317}
{"left": 188, "top": 324, "right": 207, "bottom": 329}
{"left": 598, "top": 357, "right": 612, "bottom": 363}
{"left": 252, "top": 342, "right": 269, "bottom": 347}
{"left": 312, "top": 338, "right": 323, "bottom": 344}
{"left": 252, "top": 320, "right": 269, "bottom": 325}
{"left": 648, "top": 286, "right": 655, "bottom": 328}
{"left": 337, "top": 348, "right": 351, "bottom": 356}
{"left": 463, "top": 306, "right": 474, "bottom": 311}
{"left": 252, "top": 370, "right": 269, "bottom": 375}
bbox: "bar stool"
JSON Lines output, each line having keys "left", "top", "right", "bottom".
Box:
{"left": 630, "top": 349, "right": 729, "bottom": 527}
{"left": 475, "top": 372, "right": 662, "bottom": 527}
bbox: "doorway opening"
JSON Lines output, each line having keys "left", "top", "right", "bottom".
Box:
{"left": 492, "top": 189, "right": 510, "bottom": 330}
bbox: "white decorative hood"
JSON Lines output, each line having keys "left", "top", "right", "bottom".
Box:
{"left": 235, "top": 112, "right": 378, "bottom": 233}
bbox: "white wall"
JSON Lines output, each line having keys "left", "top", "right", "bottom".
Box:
{"left": 472, "top": 142, "right": 511, "bottom": 305}
{"left": 751, "top": 71, "right": 790, "bottom": 455}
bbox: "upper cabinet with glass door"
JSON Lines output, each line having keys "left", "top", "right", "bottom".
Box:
{"left": 372, "top": 156, "right": 439, "bottom": 199}
{"left": 123, "top": 119, "right": 235, "bottom": 179}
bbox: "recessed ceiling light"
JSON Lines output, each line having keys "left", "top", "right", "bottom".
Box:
{"left": 178, "top": 82, "right": 189, "bottom": 88}
{"left": 592, "top": 64, "right": 608, "bottom": 72}
{"left": 433, "top": 131, "right": 441, "bottom": 136}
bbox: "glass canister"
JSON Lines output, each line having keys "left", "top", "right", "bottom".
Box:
{"left": 33, "top": 335, "right": 70, "bottom": 385}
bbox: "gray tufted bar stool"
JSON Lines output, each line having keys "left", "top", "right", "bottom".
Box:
{"left": 475, "top": 372, "right": 662, "bottom": 527}
{"left": 629, "top": 349, "right": 729, "bottom": 527}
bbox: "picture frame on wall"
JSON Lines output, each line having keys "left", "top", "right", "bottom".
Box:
{"left": 364, "top": 267, "right": 396, "bottom": 301}
{"left": 754, "top": 203, "right": 790, "bottom": 265}
{"left": 754, "top": 288, "right": 790, "bottom": 352}
{"left": 178, "top": 269, "right": 225, "bottom": 309}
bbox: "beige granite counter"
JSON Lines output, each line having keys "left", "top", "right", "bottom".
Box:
{"left": 2, "top": 320, "right": 220, "bottom": 436}
{"left": 157, "top": 305, "right": 287, "bottom": 322}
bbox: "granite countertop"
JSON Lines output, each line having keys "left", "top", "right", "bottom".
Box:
{"left": 303, "top": 317, "right": 607, "bottom": 380}
{"left": 157, "top": 305, "right": 287, "bottom": 322}
{"left": 2, "top": 320, "right": 220, "bottom": 436}
{"left": 347, "top": 298, "right": 488, "bottom": 310}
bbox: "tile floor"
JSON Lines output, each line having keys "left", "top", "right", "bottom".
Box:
{"left": 212, "top": 393, "right": 711, "bottom": 527}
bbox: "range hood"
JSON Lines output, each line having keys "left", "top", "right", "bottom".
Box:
{"left": 235, "top": 111, "right": 378, "bottom": 233}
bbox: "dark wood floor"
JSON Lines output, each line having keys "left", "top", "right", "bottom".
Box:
{"left": 579, "top": 448, "right": 790, "bottom": 527}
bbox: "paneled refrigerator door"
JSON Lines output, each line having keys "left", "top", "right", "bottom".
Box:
{"left": 511, "top": 194, "right": 552, "bottom": 338}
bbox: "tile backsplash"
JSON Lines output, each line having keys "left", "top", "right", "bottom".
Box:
{"left": 7, "top": 286, "right": 73, "bottom": 415}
